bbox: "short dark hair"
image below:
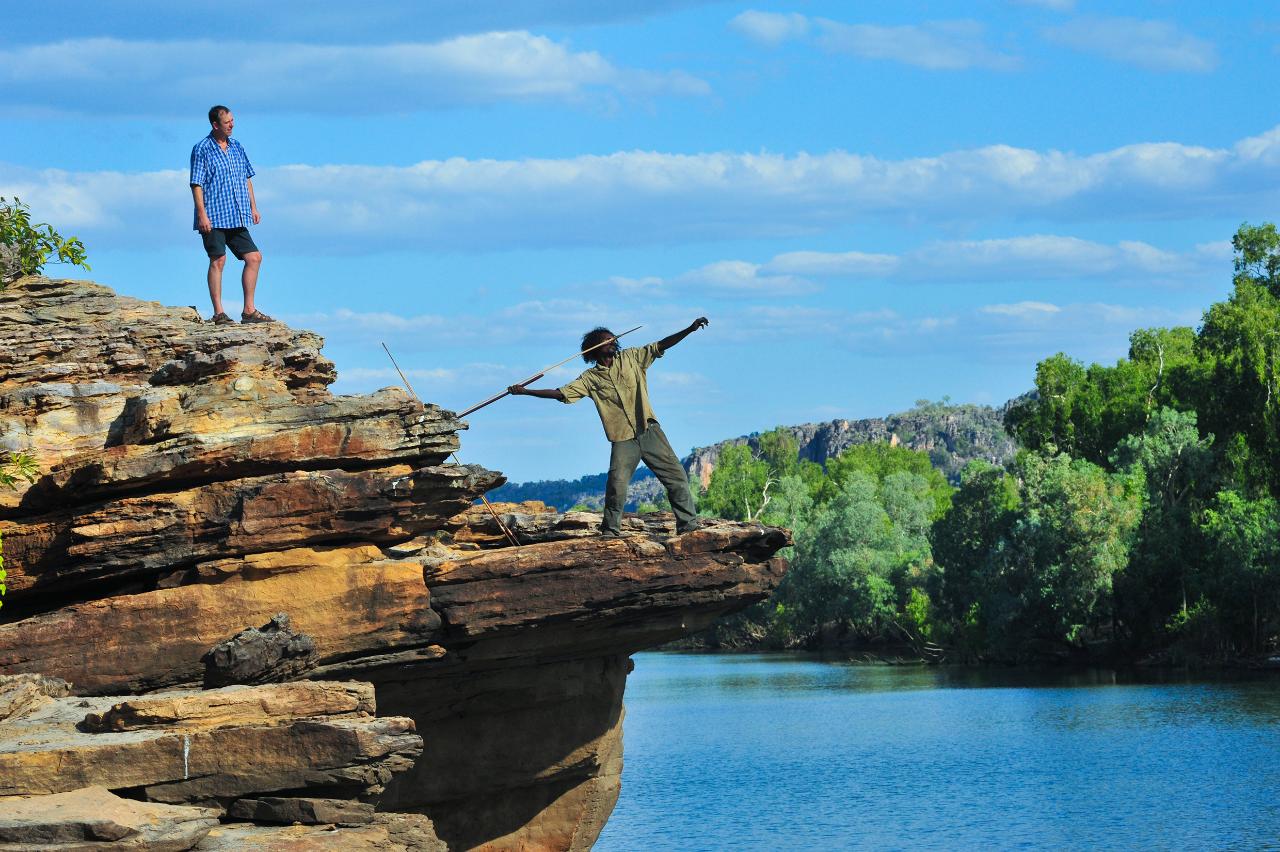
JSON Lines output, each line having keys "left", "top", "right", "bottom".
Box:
{"left": 581, "top": 327, "right": 615, "bottom": 363}
{"left": 208, "top": 105, "right": 230, "bottom": 126}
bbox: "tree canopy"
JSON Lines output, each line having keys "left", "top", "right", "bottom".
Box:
{"left": 697, "top": 222, "right": 1280, "bottom": 663}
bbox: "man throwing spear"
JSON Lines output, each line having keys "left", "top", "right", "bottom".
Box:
{"left": 508, "top": 318, "right": 709, "bottom": 537}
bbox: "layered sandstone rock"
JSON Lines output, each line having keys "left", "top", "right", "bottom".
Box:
{"left": 0, "top": 277, "right": 790, "bottom": 850}
{"left": 0, "top": 786, "right": 221, "bottom": 851}
{"left": 0, "top": 680, "right": 421, "bottom": 803}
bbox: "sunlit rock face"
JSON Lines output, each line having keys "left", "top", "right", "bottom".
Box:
{"left": 0, "top": 276, "right": 789, "bottom": 850}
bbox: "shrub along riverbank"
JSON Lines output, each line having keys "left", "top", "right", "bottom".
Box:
{"left": 693, "top": 223, "right": 1280, "bottom": 667}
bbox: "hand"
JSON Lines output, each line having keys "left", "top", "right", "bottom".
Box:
{"left": 251, "top": 208, "right": 261, "bottom": 225}
{"left": 690, "top": 317, "right": 709, "bottom": 331}
{"left": 507, "top": 384, "right": 526, "bottom": 395}
{"left": 197, "top": 213, "right": 212, "bottom": 234}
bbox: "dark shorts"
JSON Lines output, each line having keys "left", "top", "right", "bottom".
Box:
{"left": 202, "top": 227, "right": 259, "bottom": 260}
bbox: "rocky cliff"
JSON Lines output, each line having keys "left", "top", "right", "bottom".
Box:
{"left": 491, "top": 403, "right": 1019, "bottom": 511}
{"left": 684, "top": 402, "right": 1019, "bottom": 489}
{"left": 0, "top": 277, "right": 790, "bottom": 851}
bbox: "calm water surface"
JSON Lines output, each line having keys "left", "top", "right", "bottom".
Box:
{"left": 595, "top": 652, "right": 1280, "bottom": 851}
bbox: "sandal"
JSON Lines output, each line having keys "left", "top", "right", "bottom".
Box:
{"left": 208, "top": 312, "right": 235, "bottom": 325}
{"left": 241, "top": 309, "right": 276, "bottom": 324}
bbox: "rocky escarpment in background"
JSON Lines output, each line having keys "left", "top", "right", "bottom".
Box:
{"left": 0, "top": 277, "right": 789, "bottom": 851}
{"left": 493, "top": 401, "right": 1019, "bottom": 510}
{"left": 684, "top": 400, "right": 1019, "bottom": 489}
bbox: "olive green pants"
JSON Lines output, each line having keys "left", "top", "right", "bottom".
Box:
{"left": 604, "top": 420, "right": 698, "bottom": 534}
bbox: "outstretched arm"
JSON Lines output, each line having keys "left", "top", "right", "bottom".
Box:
{"left": 658, "top": 317, "right": 709, "bottom": 353}
{"left": 508, "top": 384, "right": 566, "bottom": 401}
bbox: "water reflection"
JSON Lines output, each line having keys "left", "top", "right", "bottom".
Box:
{"left": 599, "top": 652, "right": 1280, "bottom": 851}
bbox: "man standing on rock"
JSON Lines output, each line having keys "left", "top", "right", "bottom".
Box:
{"left": 190, "top": 105, "right": 274, "bottom": 325}
{"left": 508, "top": 318, "right": 709, "bottom": 537}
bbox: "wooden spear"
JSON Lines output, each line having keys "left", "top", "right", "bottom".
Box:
{"left": 456, "top": 325, "right": 642, "bottom": 418}
{"left": 381, "top": 342, "right": 522, "bottom": 549}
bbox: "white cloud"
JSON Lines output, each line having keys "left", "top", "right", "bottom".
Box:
{"left": 0, "top": 33, "right": 709, "bottom": 116}
{"left": 613, "top": 259, "right": 815, "bottom": 296}
{"left": 1194, "top": 240, "right": 1233, "bottom": 261}
{"left": 3, "top": 1, "right": 723, "bottom": 45}
{"left": 729, "top": 11, "right": 810, "bottom": 45}
{"left": 730, "top": 305, "right": 902, "bottom": 341}
{"left": 650, "top": 370, "right": 711, "bottom": 389}
{"left": 326, "top": 307, "right": 453, "bottom": 332}
{"left": 901, "top": 235, "right": 1202, "bottom": 283}
{"left": 974, "top": 300, "right": 1196, "bottom": 347}
{"left": 627, "top": 235, "right": 1224, "bottom": 295}
{"left": 765, "top": 250, "right": 899, "bottom": 278}
{"left": 731, "top": 12, "right": 1020, "bottom": 70}
{"left": 298, "top": 294, "right": 1202, "bottom": 402}
{"left": 704, "top": 298, "right": 1193, "bottom": 362}
{"left": 815, "top": 19, "right": 1021, "bottom": 71}
{"left": 680, "top": 260, "right": 813, "bottom": 293}
{"left": 500, "top": 298, "right": 618, "bottom": 327}
{"left": 1043, "top": 17, "right": 1217, "bottom": 73}
{"left": 981, "top": 300, "right": 1062, "bottom": 317}
{"left": 6, "top": 126, "right": 1278, "bottom": 252}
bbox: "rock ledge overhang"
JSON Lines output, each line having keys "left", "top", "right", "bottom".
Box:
{"left": 0, "top": 276, "right": 790, "bottom": 851}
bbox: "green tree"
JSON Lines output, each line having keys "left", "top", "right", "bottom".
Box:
{"left": 770, "top": 465, "right": 943, "bottom": 646}
{"left": 758, "top": 473, "right": 813, "bottom": 535}
{"left": 1004, "top": 354, "right": 1091, "bottom": 458}
{"left": 775, "top": 472, "right": 900, "bottom": 642}
{"left": 1231, "top": 221, "right": 1280, "bottom": 297}
{"left": 757, "top": 428, "right": 800, "bottom": 477}
{"left": 1005, "top": 452, "right": 1141, "bottom": 654}
{"left": 756, "top": 427, "right": 825, "bottom": 500}
{"left": 821, "top": 443, "right": 953, "bottom": 519}
{"left": 1108, "top": 408, "right": 1215, "bottom": 646}
{"left": 878, "top": 470, "right": 945, "bottom": 639}
{"left": 1198, "top": 490, "right": 1280, "bottom": 654}
{"left": 1005, "top": 327, "right": 1205, "bottom": 468}
{"left": 698, "top": 444, "right": 773, "bottom": 521}
{"left": 933, "top": 452, "right": 1141, "bottom": 659}
{"left": 700, "top": 427, "right": 824, "bottom": 522}
{"left": 930, "top": 461, "right": 1020, "bottom": 643}
{"left": 1197, "top": 230, "right": 1280, "bottom": 496}
{"left": 0, "top": 197, "right": 91, "bottom": 286}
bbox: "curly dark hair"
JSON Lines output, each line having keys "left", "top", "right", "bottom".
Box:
{"left": 581, "top": 327, "right": 616, "bottom": 363}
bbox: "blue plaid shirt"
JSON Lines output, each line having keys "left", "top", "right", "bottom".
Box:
{"left": 190, "top": 134, "right": 256, "bottom": 230}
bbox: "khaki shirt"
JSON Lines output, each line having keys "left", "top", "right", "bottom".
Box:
{"left": 559, "top": 341, "right": 664, "bottom": 442}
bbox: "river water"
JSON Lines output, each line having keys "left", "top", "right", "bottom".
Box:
{"left": 595, "top": 652, "right": 1280, "bottom": 851}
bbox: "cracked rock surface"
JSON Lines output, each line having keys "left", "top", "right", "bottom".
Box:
{"left": 0, "top": 278, "right": 790, "bottom": 850}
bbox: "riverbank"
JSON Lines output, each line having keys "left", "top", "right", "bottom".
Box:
{"left": 664, "top": 622, "right": 1280, "bottom": 671}
{"left": 597, "top": 651, "right": 1280, "bottom": 850}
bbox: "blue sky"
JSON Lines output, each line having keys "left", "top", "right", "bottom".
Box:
{"left": 4, "top": 1, "right": 1279, "bottom": 482}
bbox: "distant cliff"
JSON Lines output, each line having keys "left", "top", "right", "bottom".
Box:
{"left": 685, "top": 399, "right": 1019, "bottom": 489}
{"left": 492, "top": 400, "right": 1020, "bottom": 509}
{"left": 0, "top": 276, "right": 789, "bottom": 851}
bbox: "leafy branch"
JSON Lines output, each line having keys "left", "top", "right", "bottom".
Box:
{"left": 0, "top": 196, "right": 91, "bottom": 287}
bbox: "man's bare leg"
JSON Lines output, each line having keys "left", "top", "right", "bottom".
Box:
{"left": 241, "top": 251, "right": 262, "bottom": 315}
{"left": 207, "top": 254, "right": 228, "bottom": 315}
